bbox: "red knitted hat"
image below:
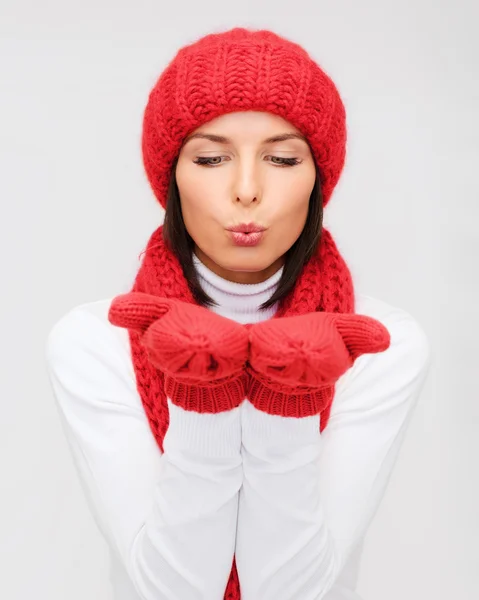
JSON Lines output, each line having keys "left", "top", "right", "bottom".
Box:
{"left": 141, "top": 27, "right": 347, "bottom": 208}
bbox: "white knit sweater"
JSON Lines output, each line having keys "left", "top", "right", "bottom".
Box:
{"left": 44, "top": 253, "right": 431, "bottom": 600}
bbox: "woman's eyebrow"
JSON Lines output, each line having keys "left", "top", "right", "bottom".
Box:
{"left": 264, "top": 133, "right": 308, "bottom": 144}
{"left": 182, "top": 132, "right": 308, "bottom": 145}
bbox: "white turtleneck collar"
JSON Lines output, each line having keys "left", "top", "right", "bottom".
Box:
{"left": 192, "top": 253, "right": 283, "bottom": 324}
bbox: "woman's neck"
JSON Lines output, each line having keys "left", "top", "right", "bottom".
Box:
{"left": 192, "top": 253, "right": 283, "bottom": 324}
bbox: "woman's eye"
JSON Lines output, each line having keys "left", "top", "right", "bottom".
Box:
{"left": 193, "top": 156, "right": 226, "bottom": 167}
{"left": 268, "top": 156, "right": 301, "bottom": 167}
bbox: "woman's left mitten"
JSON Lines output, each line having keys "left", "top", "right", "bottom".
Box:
{"left": 246, "top": 311, "right": 391, "bottom": 418}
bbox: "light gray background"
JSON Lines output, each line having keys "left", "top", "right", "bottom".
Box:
{"left": 1, "top": 1, "right": 477, "bottom": 598}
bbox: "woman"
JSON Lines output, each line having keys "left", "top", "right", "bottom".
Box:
{"left": 45, "top": 27, "right": 431, "bottom": 600}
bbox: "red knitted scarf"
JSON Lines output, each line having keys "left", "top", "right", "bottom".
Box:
{"left": 125, "top": 223, "right": 355, "bottom": 599}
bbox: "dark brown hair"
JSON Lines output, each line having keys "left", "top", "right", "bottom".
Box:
{"left": 163, "top": 155, "right": 324, "bottom": 311}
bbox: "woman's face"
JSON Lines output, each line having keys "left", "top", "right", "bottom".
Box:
{"left": 175, "top": 111, "right": 316, "bottom": 284}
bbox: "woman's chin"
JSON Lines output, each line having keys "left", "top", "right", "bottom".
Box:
{"left": 220, "top": 253, "right": 272, "bottom": 273}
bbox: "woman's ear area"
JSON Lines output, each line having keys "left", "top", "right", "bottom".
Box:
{"left": 108, "top": 292, "right": 172, "bottom": 334}
{"left": 332, "top": 313, "right": 391, "bottom": 360}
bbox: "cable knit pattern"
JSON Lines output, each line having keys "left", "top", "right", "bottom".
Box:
{"left": 113, "top": 26, "right": 357, "bottom": 600}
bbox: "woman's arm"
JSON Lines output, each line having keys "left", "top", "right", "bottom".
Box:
{"left": 45, "top": 304, "right": 242, "bottom": 600}
{"left": 235, "top": 302, "right": 431, "bottom": 600}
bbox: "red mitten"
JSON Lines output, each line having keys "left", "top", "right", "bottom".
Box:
{"left": 246, "top": 312, "right": 391, "bottom": 418}
{"left": 108, "top": 292, "right": 250, "bottom": 413}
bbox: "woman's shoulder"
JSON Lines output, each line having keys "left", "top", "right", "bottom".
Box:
{"left": 331, "top": 292, "right": 432, "bottom": 406}
{"left": 355, "top": 291, "right": 431, "bottom": 367}
{"left": 45, "top": 297, "right": 135, "bottom": 392}
{"left": 355, "top": 292, "right": 425, "bottom": 332}
{"left": 44, "top": 297, "right": 146, "bottom": 416}
{"left": 46, "top": 297, "right": 126, "bottom": 354}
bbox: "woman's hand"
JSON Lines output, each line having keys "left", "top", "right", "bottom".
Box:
{"left": 245, "top": 311, "right": 391, "bottom": 417}
{"left": 108, "top": 292, "right": 250, "bottom": 412}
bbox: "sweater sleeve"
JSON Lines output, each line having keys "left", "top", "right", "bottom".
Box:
{"left": 235, "top": 304, "right": 432, "bottom": 600}
{"left": 44, "top": 304, "right": 242, "bottom": 600}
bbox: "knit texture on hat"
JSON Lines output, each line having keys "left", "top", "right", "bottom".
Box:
{"left": 142, "top": 27, "right": 347, "bottom": 210}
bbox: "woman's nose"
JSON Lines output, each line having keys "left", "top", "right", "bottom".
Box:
{"left": 232, "top": 161, "right": 261, "bottom": 205}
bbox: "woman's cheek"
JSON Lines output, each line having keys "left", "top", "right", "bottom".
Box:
{"left": 274, "top": 203, "right": 308, "bottom": 246}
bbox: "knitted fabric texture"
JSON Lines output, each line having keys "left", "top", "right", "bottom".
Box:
{"left": 109, "top": 294, "right": 250, "bottom": 413}
{"left": 246, "top": 311, "right": 390, "bottom": 417}
{"left": 109, "top": 293, "right": 390, "bottom": 419}
{"left": 142, "top": 27, "right": 347, "bottom": 210}
{"left": 116, "top": 26, "right": 357, "bottom": 600}
{"left": 126, "top": 223, "right": 355, "bottom": 431}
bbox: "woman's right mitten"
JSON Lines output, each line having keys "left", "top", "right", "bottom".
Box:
{"left": 109, "top": 292, "right": 250, "bottom": 413}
